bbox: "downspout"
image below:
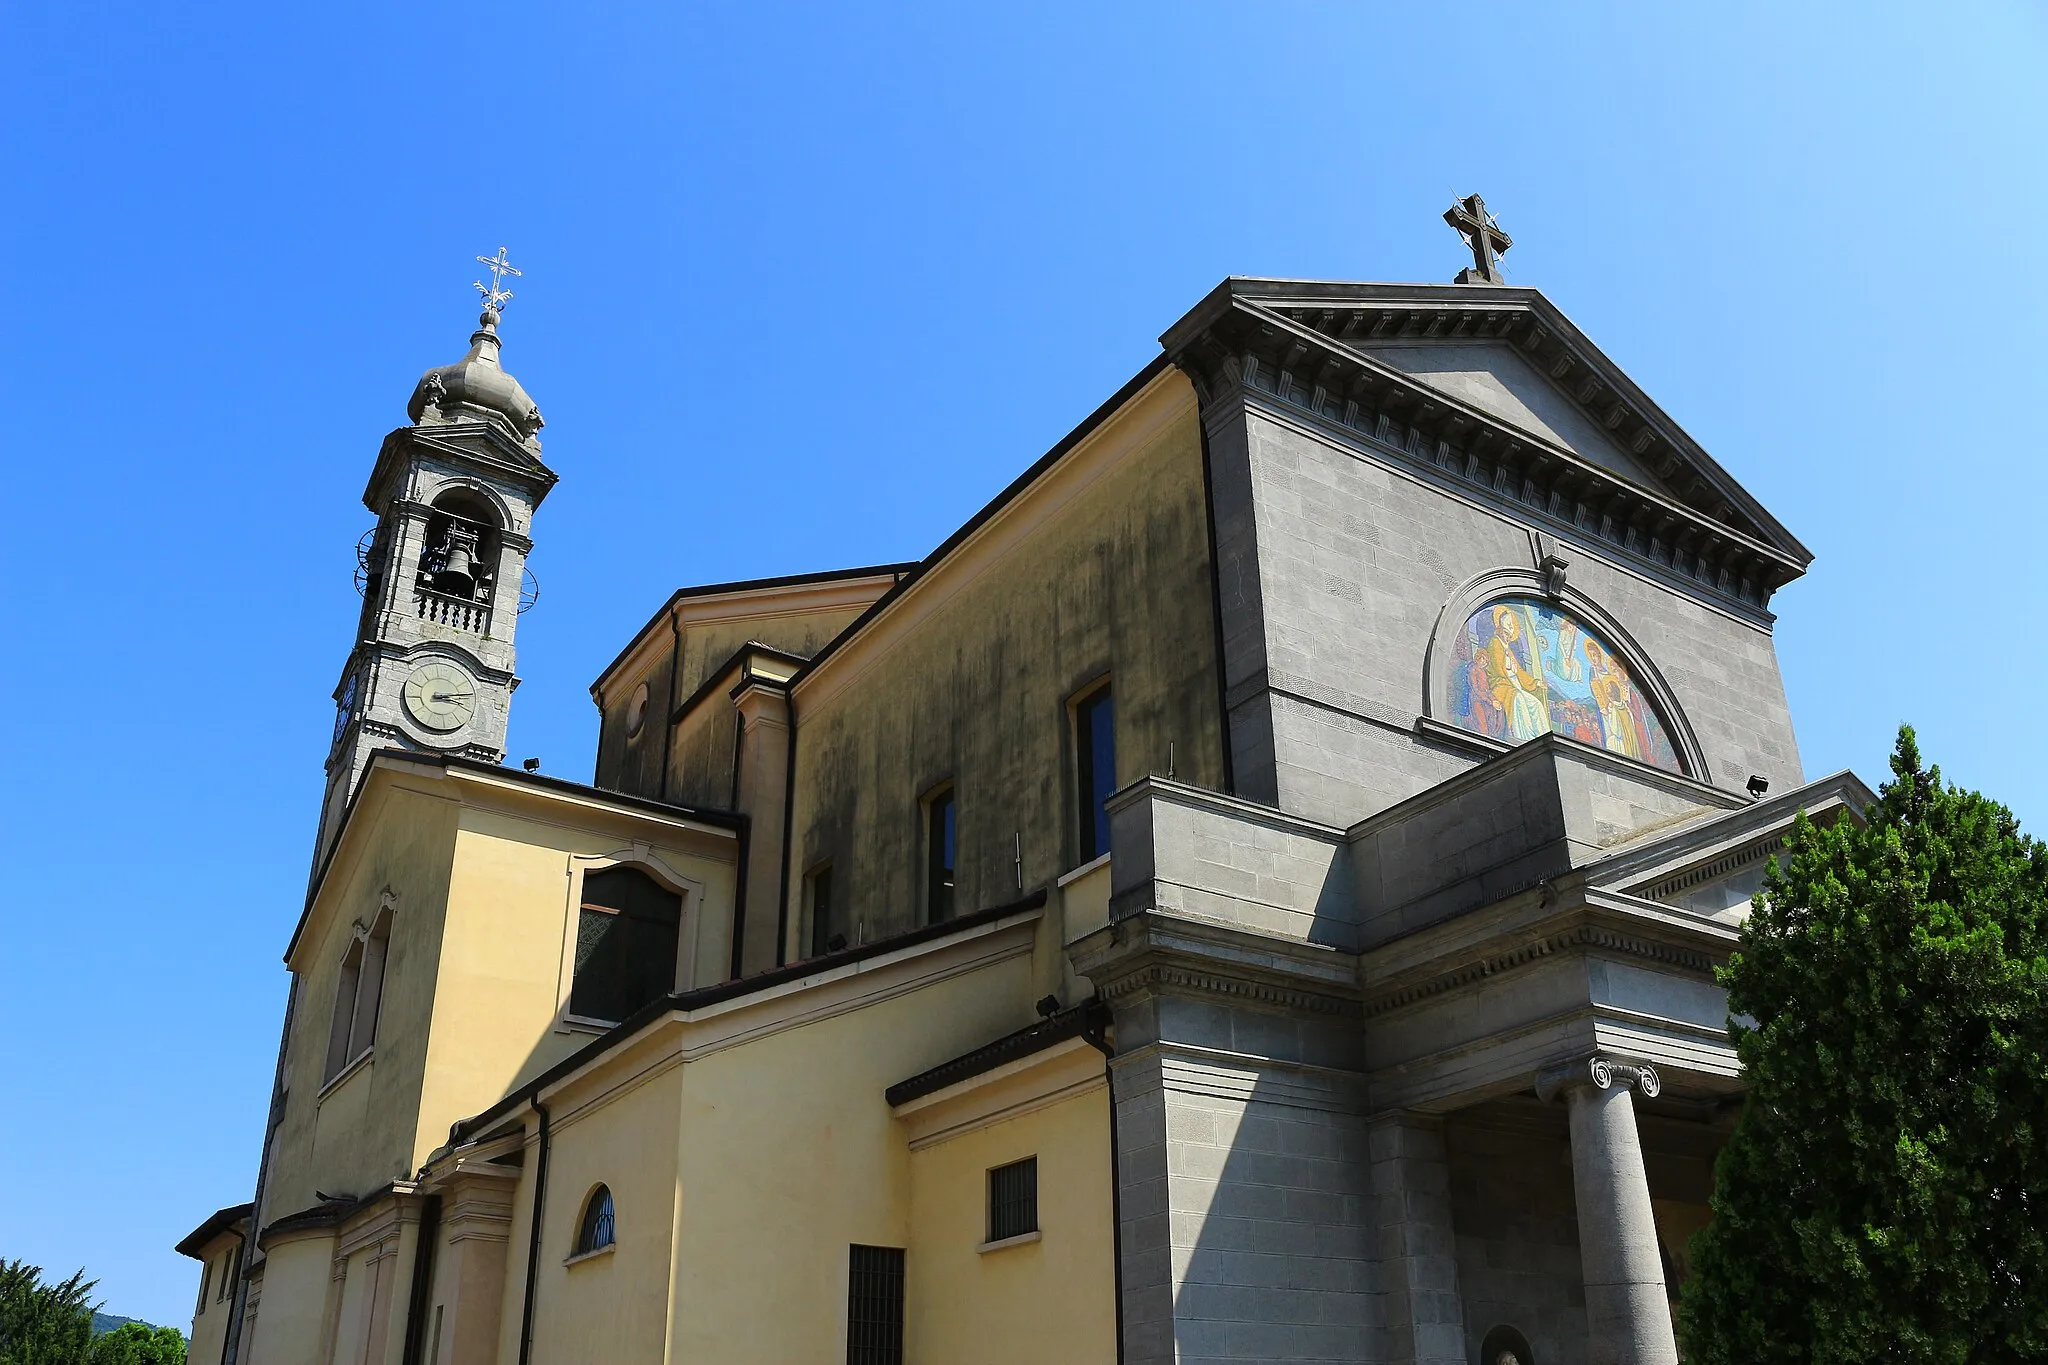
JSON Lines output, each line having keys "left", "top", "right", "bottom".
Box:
{"left": 398, "top": 1193, "right": 442, "bottom": 1365}
{"left": 1081, "top": 1002, "right": 1125, "bottom": 1365}
{"left": 516, "top": 1099, "right": 552, "bottom": 1365}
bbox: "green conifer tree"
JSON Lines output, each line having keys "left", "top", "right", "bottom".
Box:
{"left": 0, "top": 1261, "right": 95, "bottom": 1365}
{"left": 1680, "top": 727, "right": 2048, "bottom": 1363}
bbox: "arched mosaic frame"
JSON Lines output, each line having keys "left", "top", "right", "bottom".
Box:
{"left": 1421, "top": 567, "right": 1710, "bottom": 783}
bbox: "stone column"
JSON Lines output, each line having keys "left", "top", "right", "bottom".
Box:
{"left": 1368, "top": 1112, "right": 1468, "bottom": 1365}
{"left": 1538, "top": 1057, "right": 1677, "bottom": 1365}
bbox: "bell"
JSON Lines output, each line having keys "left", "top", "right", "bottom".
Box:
{"left": 433, "top": 523, "right": 480, "bottom": 598}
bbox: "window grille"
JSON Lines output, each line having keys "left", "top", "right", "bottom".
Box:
{"left": 987, "top": 1157, "right": 1039, "bottom": 1242}
{"left": 845, "top": 1244, "right": 905, "bottom": 1365}
{"left": 1075, "top": 684, "right": 1115, "bottom": 861}
{"left": 575, "top": 1186, "right": 616, "bottom": 1255}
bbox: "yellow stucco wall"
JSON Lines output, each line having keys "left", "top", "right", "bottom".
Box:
{"left": 417, "top": 800, "right": 738, "bottom": 1167}
{"left": 182, "top": 1234, "right": 241, "bottom": 1365}
{"left": 787, "top": 372, "right": 1222, "bottom": 951}
{"left": 255, "top": 761, "right": 740, "bottom": 1365}
{"left": 272, "top": 781, "right": 460, "bottom": 1218}
{"left": 484, "top": 911, "right": 1114, "bottom": 1363}
{"left": 241, "top": 1233, "right": 335, "bottom": 1365}
{"left": 905, "top": 1074, "right": 1117, "bottom": 1363}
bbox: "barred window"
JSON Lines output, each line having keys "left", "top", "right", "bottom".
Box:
{"left": 574, "top": 1186, "right": 616, "bottom": 1256}
{"left": 987, "top": 1157, "right": 1038, "bottom": 1242}
{"left": 845, "top": 1244, "right": 905, "bottom": 1365}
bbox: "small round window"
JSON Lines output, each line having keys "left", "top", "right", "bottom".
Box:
{"left": 624, "top": 682, "right": 650, "bottom": 739}
{"left": 1447, "top": 597, "right": 1681, "bottom": 773}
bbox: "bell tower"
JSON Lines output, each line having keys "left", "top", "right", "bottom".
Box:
{"left": 315, "top": 251, "right": 558, "bottom": 866}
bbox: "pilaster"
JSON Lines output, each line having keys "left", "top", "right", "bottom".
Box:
{"left": 1369, "top": 1112, "right": 1467, "bottom": 1365}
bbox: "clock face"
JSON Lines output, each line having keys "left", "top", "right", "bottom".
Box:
{"left": 403, "top": 661, "right": 478, "bottom": 733}
{"left": 333, "top": 671, "right": 359, "bottom": 744}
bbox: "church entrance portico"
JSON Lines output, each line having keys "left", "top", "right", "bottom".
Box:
{"left": 1075, "top": 753, "right": 1872, "bottom": 1363}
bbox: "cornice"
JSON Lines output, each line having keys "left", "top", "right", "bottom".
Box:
{"left": 1164, "top": 284, "right": 1807, "bottom": 614}
{"left": 364, "top": 421, "right": 557, "bottom": 515}
{"left": 1359, "top": 919, "right": 1722, "bottom": 1021}
{"left": 592, "top": 569, "right": 905, "bottom": 704}
{"left": 1095, "top": 960, "right": 1357, "bottom": 1017}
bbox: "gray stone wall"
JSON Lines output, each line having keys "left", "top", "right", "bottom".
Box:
{"left": 1209, "top": 395, "right": 1804, "bottom": 828}
{"left": 1444, "top": 1103, "right": 1590, "bottom": 1365}
{"left": 1113, "top": 1043, "right": 1380, "bottom": 1365}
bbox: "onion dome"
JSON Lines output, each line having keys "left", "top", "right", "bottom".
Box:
{"left": 407, "top": 305, "right": 545, "bottom": 446}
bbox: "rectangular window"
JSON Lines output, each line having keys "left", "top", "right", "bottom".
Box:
{"left": 987, "top": 1156, "right": 1039, "bottom": 1242}
{"left": 808, "top": 863, "right": 841, "bottom": 957}
{"left": 925, "top": 787, "right": 956, "bottom": 925}
{"left": 570, "top": 866, "right": 683, "bottom": 1022}
{"left": 196, "top": 1258, "right": 211, "bottom": 1315}
{"left": 217, "top": 1244, "right": 237, "bottom": 1302}
{"left": 1075, "top": 683, "right": 1115, "bottom": 862}
{"left": 845, "top": 1244, "right": 905, "bottom": 1365}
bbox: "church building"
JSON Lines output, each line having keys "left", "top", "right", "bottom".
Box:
{"left": 179, "top": 211, "right": 1867, "bottom": 1365}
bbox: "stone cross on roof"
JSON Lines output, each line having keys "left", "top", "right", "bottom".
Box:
{"left": 1444, "top": 194, "right": 1512, "bottom": 285}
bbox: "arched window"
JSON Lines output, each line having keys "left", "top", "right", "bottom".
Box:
{"left": 323, "top": 910, "right": 391, "bottom": 1083}
{"left": 416, "top": 489, "right": 503, "bottom": 609}
{"left": 574, "top": 1186, "right": 616, "bottom": 1256}
{"left": 569, "top": 866, "right": 684, "bottom": 1023}
{"left": 1447, "top": 597, "right": 1683, "bottom": 773}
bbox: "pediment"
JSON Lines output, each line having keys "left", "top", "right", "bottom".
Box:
{"left": 1362, "top": 340, "right": 1673, "bottom": 493}
{"left": 1162, "top": 279, "right": 1813, "bottom": 611}
{"left": 1584, "top": 771, "right": 1874, "bottom": 924}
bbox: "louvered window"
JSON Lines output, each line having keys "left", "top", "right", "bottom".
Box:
{"left": 845, "top": 1244, "right": 905, "bottom": 1365}
{"left": 988, "top": 1157, "right": 1039, "bottom": 1242}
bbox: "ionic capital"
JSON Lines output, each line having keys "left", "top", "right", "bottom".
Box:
{"left": 1535, "top": 1054, "right": 1661, "bottom": 1105}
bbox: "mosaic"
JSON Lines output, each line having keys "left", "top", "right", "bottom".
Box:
{"left": 1447, "top": 597, "right": 1681, "bottom": 772}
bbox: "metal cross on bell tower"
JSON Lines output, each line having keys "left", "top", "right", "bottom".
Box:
{"left": 473, "top": 245, "right": 522, "bottom": 313}
{"left": 1444, "top": 194, "right": 1512, "bottom": 285}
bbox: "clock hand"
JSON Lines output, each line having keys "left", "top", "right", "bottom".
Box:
{"left": 430, "top": 691, "right": 475, "bottom": 703}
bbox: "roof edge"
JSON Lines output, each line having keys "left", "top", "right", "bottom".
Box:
{"left": 448, "top": 888, "right": 1049, "bottom": 1147}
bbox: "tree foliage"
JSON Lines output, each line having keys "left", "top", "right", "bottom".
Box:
{"left": 0, "top": 1264, "right": 184, "bottom": 1365}
{"left": 1680, "top": 728, "right": 2048, "bottom": 1364}
{"left": 86, "top": 1325, "right": 185, "bottom": 1365}
{"left": 0, "top": 1262, "right": 95, "bottom": 1365}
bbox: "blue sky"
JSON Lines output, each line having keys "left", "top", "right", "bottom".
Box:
{"left": 2, "top": 1, "right": 2043, "bottom": 1327}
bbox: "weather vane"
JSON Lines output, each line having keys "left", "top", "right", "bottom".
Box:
{"left": 473, "top": 246, "right": 522, "bottom": 312}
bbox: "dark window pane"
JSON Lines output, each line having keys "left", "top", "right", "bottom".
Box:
{"left": 576, "top": 1186, "right": 616, "bottom": 1254}
{"left": 809, "top": 865, "right": 837, "bottom": 957}
{"left": 570, "top": 868, "right": 682, "bottom": 1021}
{"left": 988, "top": 1156, "right": 1038, "bottom": 1242}
{"left": 926, "top": 790, "right": 956, "bottom": 925}
{"left": 846, "top": 1245, "right": 905, "bottom": 1365}
{"left": 1076, "top": 686, "right": 1115, "bottom": 862}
